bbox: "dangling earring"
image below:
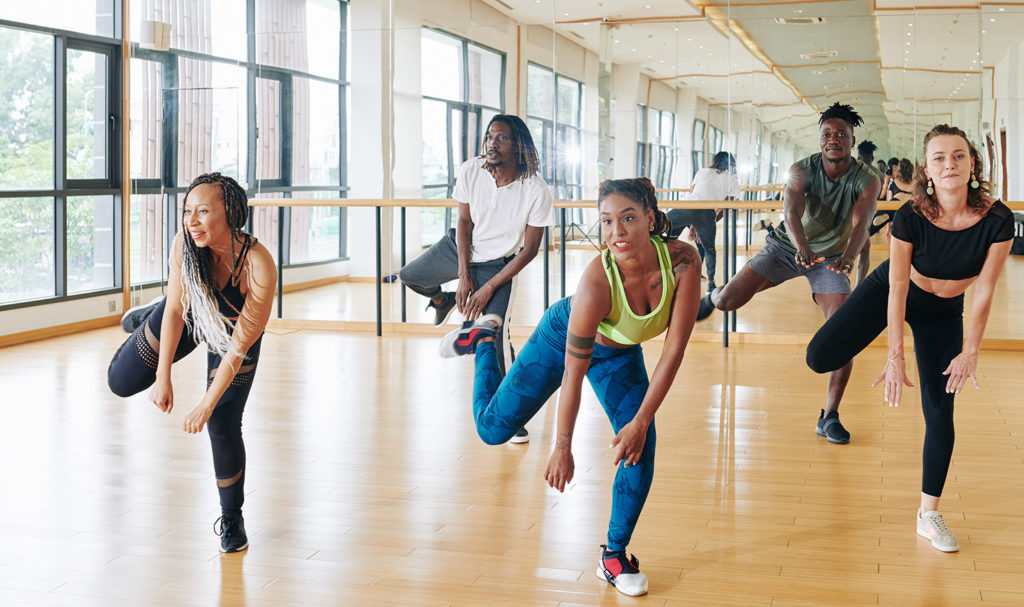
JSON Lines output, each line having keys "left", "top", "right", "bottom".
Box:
{"left": 970, "top": 173, "right": 980, "bottom": 189}
{"left": 926, "top": 178, "right": 934, "bottom": 196}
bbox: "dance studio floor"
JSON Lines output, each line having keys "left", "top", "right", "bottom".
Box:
{"left": 1, "top": 314, "right": 1023, "bottom": 605}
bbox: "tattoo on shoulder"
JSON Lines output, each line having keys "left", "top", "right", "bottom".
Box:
{"left": 567, "top": 332, "right": 595, "bottom": 350}
{"left": 673, "top": 245, "right": 700, "bottom": 274}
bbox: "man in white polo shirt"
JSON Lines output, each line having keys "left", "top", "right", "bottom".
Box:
{"left": 400, "top": 115, "right": 554, "bottom": 441}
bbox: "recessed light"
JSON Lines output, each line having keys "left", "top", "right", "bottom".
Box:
{"left": 990, "top": 18, "right": 996, "bottom": 22}
{"left": 563, "top": 12, "right": 569, "bottom": 16}
{"left": 614, "top": 39, "right": 620, "bottom": 44}
{"left": 632, "top": 48, "right": 637, "bottom": 52}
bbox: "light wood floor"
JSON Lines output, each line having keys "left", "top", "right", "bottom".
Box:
{"left": 1, "top": 322, "right": 1023, "bottom": 605}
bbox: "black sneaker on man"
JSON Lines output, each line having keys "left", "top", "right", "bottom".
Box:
{"left": 214, "top": 512, "right": 249, "bottom": 553}
{"left": 695, "top": 294, "right": 716, "bottom": 321}
{"left": 121, "top": 295, "right": 165, "bottom": 333}
{"left": 815, "top": 409, "right": 850, "bottom": 444}
{"left": 426, "top": 292, "right": 457, "bottom": 327}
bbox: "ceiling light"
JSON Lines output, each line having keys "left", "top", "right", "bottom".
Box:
{"left": 990, "top": 18, "right": 996, "bottom": 22}
{"left": 800, "top": 50, "right": 839, "bottom": 59}
{"left": 614, "top": 39, "right": 620, "bottom": 43}
{"left": 632, "top": 48, "right": 637, "bottom": 52}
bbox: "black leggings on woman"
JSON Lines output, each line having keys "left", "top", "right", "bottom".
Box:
{"left": 806, "top": 260, "right": 963, "bottom": 497}
{"left": 107, "top": 299, "right": 262, "bottom": 514}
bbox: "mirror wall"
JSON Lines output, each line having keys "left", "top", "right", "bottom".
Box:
{"left": 126, "top": 0, "right": 1024, "bottom": 338}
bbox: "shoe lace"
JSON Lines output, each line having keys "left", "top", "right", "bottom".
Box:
{"left": 928, "top": 513, "right": 950, "bottom": 534}
{"left": 214, "top": 515, "right": 237, "bottom": 537}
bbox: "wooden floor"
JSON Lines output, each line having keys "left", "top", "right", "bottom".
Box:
{"left": 1, "top": 319, "right": 1024, "bottom": 605}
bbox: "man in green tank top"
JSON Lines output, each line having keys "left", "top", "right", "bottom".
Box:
{"left": 695, "top": 102, "right": 880, "bottom": 444}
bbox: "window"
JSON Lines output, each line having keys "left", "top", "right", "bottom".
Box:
{"left": 420, "top": 28, "right": 505, "bottom": 244}
{"left": 691, "top": 119, "right": 706, "bottom": 178}
{"left": 526, "top": 63, "right": 583, "bottom": 201}
{"left": 130, "top": 0, "right": 350, "bottom": 283}
{"left": 0, "top": 21, "right": 120, "bottom": 308}
{"left": 636, "top": 105, "right": 676, "bottom": 189}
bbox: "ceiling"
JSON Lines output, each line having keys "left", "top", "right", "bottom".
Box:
{"left": 481, "top": 0, "right": 1021, "bottom": 159}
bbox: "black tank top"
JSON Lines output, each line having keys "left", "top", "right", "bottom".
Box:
{"left": 216, "top": 241, "right": 250, "bottom": 322}
{"left": 890, "top": 201, "right": 1014, "bottom": 280}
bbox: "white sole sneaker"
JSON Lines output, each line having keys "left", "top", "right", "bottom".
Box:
{"left": 595, "top": 566, "right": 648, "bottom": 596}
{"left": 508, "top": 428, "right": 529, "bottom": 444}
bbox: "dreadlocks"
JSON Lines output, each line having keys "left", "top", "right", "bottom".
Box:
{"left": 179, "top": 172, "right": 257, "bottom": 357}
{"left": 480, "top": 114, "right": 541, "bottom": 180}
{"left": 856, "top": 140, "right": 877, "bottom": 158}
{"left": 598, "top": 177, "right": 676, "bottom": 241}
{"left": 819, "top": 102, "right": 864, "bottom": 129}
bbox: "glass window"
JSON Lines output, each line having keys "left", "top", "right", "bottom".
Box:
{"left": 129, "top": 58, "right": 163, "bottom": 180}
{"left": 67, "top": 195, "right": 115, "bottom": 293}
{"left": 129, "top": 193, "right": 166, "bottom": 284}
{"left": 422, "top": 99, "right": 449, "bottom": 187}
{"left": 421, "top": 29, "right": 463, "bottom": 102}
{"left": 256, "top": 76, "right": 282, "bottom": 182}
{"left": 5, "top": 1, "right": 115, "bottom": 38}
{"left": 289, "top": 192, "right": 342, "bottom": 263}
{"left": 250, "top": 196, "right": 283, "bottom": 263}
{"left": 0, "top": 27, "right": 54, "bottom": 190}
{"left": 132, "top": 0, "right": 246, "bottom": 61}
{"left": 0, "top": 198, "right": 54, "bottom": 303}
{"left": 255, "top": 0, "right": 339, "bottom": 78}
{"left": 176, "top": 60, "right": 247, "bottom": 186}
{"left": 66, "top": 48, "right": 110, "bottom": 181}
{"left": 556, "top": 77, "right": 579, "bottom": 126}
{"left": 527, "top": 64, "right": 554, "bottom": 121}
{"left": 293, "top": 77, "right": 340, "bottom": 186}
{"left": 467, "top": 44, "right": 502, "bottom": 108}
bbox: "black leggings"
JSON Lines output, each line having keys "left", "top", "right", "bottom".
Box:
{"left": 806, "top": 260, "right": 963, "bottom": 497}
{"left": 107, "top": 299, "right": 261, "bottom": 514}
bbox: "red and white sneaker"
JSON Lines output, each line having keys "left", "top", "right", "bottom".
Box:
{"left": 438, "top": 314, "right": 502, "bottom": 358}
{"left": 596, "top": 545, "right": 648, "bottom": 596}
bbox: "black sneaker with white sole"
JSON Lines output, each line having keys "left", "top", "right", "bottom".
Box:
{"left": 508, "top": 427, "right": 529, "bottom": 444}
{"left": 816, "top": 409, "right": 850, "bottom": 444}
{"left": 426, "top": 292, "right": 457, "bottom": 327}
{"left": 215, "top": 512, "right": 249, "bottom": 553}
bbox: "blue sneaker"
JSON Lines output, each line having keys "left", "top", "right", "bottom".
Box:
{"left": 439, "top": 314, "right": 502, "bottom": 358}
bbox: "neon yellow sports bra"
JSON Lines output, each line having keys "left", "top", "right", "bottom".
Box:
{"left": 596, "top": 237, "right": 675, "bottom": 345}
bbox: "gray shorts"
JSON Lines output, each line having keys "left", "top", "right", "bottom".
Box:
{"left": 748, "top": 236, "right": 851, "bottom": 295}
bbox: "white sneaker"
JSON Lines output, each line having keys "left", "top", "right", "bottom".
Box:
{"left": 596, "top": 545, "right": 648, "bottom": 596}
{"left": 508, "top": 427, "right": 529, "bottom": 444}
{"left": 917, "top": 510, "right": 959, "bottom": 552}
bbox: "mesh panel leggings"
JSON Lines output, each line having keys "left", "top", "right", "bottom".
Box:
{"left": 472, "top": 297, "right": 656, "bottom": 552}
{"left": 806, "top": 260, "right": 963, "bottom": 497}
{"left": 107, "top": 299, "right": 261, "bottom": 514}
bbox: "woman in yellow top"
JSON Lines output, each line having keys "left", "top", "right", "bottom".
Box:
{"left": 441, "top": 177, "right": 701, "bottom": 596}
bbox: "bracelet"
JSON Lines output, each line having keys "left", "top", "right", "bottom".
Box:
{"left": 887, "top": 357, "right": 905, "bottom": 364}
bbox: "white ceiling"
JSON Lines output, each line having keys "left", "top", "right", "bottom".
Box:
{"left": 481, "top": 0, "right": 1022, "bottom": 159}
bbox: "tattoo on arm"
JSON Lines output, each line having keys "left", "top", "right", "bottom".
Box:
{"left": 568, "top": 349, "right": 592, "bottom": 360}
{"left": 567, "top": 332, "right": 595, "bottom": 350}
{"left": 674, "top": 246, "right": 700, "bottom": 275}
{"left": 556, "top": 432, "right": 572, "bottom": 449}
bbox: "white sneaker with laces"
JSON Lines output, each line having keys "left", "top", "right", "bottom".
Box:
{"left": 917, "top": 510, "right": 959, "bottom": 552}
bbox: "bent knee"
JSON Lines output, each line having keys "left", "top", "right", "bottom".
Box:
{"left": 476, "top": 425, "right": 510, "bottom": 446}
{"left": 805, "top": 345, "right": 841, "bottom": 374}
{"left": 107, "top": 370, "right": 141, "bottom": 398}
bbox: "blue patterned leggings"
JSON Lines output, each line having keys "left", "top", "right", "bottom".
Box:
{"left": 473, "top": 297, "right": 656, "bottom": 551}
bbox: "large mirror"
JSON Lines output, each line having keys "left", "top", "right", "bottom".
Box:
{"left": 123, "top": 0, "right": 1022, "bottom": 339}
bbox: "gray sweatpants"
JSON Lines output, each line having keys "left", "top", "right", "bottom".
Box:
{"left": 399, "top": 228, "right": 517, "bottom": 374}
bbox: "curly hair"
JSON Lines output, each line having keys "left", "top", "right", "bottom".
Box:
{"left": 856, "top": 140, "right": 877, "bottom": 158}
{"left": 179, "top": 172, "right": 257, "bottom": 356}
{"left": 896, "top": 158, "right": 914, "bottom": 183}
{"left": 597, "top": 177, "right": 675, "bottom": 241}
{"left": 911, "top": 124, "right": 989, "bottom": 220}
{"left": 480, "top": 114, "right": 541, "bottom": 179}
{"left": 819, "top": 102, "right": 864, "bottom": 129}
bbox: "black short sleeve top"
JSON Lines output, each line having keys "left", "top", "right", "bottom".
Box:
{"left": 890, "top": 200, "right": 1015, "bottom": 280}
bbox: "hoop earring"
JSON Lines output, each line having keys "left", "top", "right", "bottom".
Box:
{"left": 970, "top": 174, "right": 980, "bottom": 189}
{"left": 926, "top": 179, "right": 934, "bottom": 196}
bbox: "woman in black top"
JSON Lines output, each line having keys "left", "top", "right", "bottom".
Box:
{"left": 806, "top": 125, "right": 1013, "bottom": 553}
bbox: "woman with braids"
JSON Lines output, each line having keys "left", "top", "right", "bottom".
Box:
{"left": 807, "top": 125, "right": 1013, "bottom": 552}
{"left": 441, "top": 177, "right": 701, "bottom": 596}
{"left": 108, "top": 173, "right": 276, "bottom": 553}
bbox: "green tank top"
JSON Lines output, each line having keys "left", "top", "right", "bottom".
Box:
{"left": 772, "top": 153, "right": 877, "bottom": 257}
{"left": 596, "top": 237, "right": 675, "bottom": 346}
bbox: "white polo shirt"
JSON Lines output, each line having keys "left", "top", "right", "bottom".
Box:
{"left": 453, "top": 157, "right": 556, "bottom": 262}
{"left": 686, "top": 167, "right": 741, "bottom": 201}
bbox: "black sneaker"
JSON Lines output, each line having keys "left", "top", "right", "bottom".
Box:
{"left": 815, "top": 409, "right": 850, "bottom": 444}
{"left": 214, "top": 512, "right": 249, "bottom": 553}
{"left": 596, "top": 545, "right": 648, "bottom": 596}
{"left": 426, "top": 292, "right": 457, "bottom": 327}
{"left": 706, "top": 281, "right": 717, "bottom": 293}
{"left": 121, "top": 296, "right": 164, "bottom": 333}
{"left": 508, "top": 427, "right": 529, "bottom": 444}
{"left": 695, "top": 294, "right": 716, "bottom": 321}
